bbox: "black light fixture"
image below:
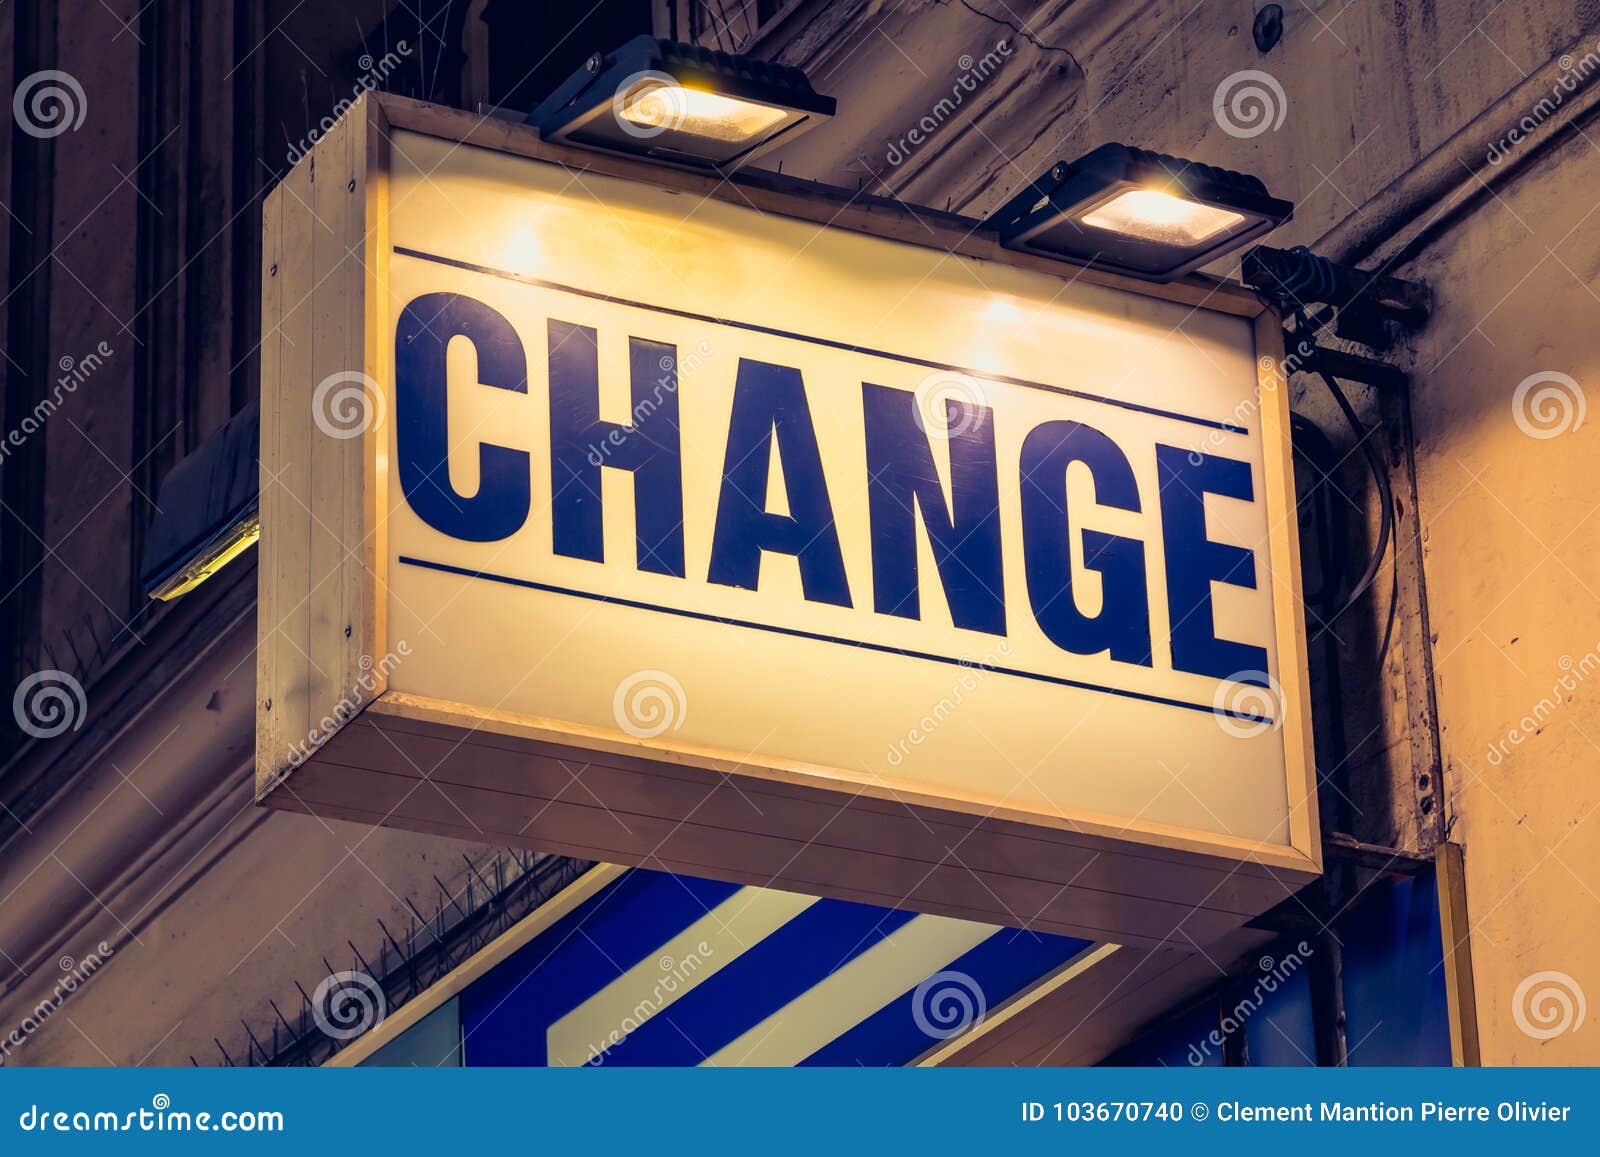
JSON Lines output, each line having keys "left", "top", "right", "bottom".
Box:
{"left": 529, "top": 36, "right": 836, "bottom": 170}
{"left": 991, "top": 144, "right": 1293, "bottom": 282}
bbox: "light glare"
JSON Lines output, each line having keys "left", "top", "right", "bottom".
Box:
{"left": 1078, "top": 189, "right": 1248, "bottom": 247}
{"left": 619, "top": 85, "right": 788, "bottom": 144}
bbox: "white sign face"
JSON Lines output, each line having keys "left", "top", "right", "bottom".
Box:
{"left": 376, "top": 129, "right": 1300, "bottom": 847}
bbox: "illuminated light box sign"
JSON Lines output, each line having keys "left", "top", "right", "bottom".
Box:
{"left": 256, "top": 93, "right": 1319, "bottom": 948}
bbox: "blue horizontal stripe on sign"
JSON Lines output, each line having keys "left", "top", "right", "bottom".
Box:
{"left": 392, "top": 245, "right": 1251, "bottom": 435}
{"left": 799, "top": 927, "right": 1092, "bottom": 1067}
{"left": 397, "top": 555, "right": 1273, "bottom": 724}
{"left": 461, "top": 870, "right": 741, "bottom": 1066}
{"left": 592, "top": 898, "right": 919, "bottom": 1067}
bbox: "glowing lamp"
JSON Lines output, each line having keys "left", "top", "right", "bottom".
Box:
{"left": 991, "top": 144, "right": 1293, "bottom": 281}
{"left": 530, "top": 37, "right": 835, "bottom": 170}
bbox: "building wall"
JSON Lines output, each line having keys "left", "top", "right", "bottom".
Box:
{"left": 0, "top": 0, "right": 505, "bottom": 1068}
{"left": 732, "top": 0, "right": 1600, "bottom": 1062}
{"left": 1400, "top": 132, "right": 1600, "bottom": 1065}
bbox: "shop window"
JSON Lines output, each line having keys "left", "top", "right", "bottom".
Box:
{"left": 1338, "top": 871, "right": 1453, "bottom": 1066}
{"left": 1101, "top": 870, "right": 1452, "bottom": 1068}
{"left": 1241, "top": 961, "right": 1317, "bottom": 1067}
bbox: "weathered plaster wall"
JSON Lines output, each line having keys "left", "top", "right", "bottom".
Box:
{"left": 1400, "top": 125, "right": 1600, "bottom": 1064}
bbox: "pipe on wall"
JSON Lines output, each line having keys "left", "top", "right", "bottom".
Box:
{"left": 1320, "top": 17, "right": 1600, "bottom": 270}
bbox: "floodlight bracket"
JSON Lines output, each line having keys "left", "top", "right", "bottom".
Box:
{"left": 1243, "top": 245, "right": 1430, "bottom": 350}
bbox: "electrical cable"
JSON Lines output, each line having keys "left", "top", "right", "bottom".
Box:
{"left": 1377, "top": 564, "right": 1400, "bottom": 666}
{"left": 1317, "top": 367, "right": 1394, "bottom": 617}
{"left": 1288, "top": 411, "right": 1346, "bottom": 609}
{"left": 1290, "top": 307, "right": 1396, "bottom": 624}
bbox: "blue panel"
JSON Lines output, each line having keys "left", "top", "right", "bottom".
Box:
{"left": 801, "top": 927, "right": 1090, "bottom": 1067}
{"left": 1339, "top": 869, "right": 1452, "bottom": 1066}
{"left": 595, "top": 899, "right": 917, "bottom": 1066}
{"left": 1242, "top": 960, "right": 1316, "bottom": 1067}
{"left": 461, "top": 871, "right": 740, "bottom": 1065}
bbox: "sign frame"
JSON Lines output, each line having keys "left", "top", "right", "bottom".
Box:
{"left": 256, "top": 92, "right": 1320, "bottom": 949}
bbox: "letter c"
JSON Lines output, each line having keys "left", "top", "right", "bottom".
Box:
{"left": 396, "top": 293, "right": 530, "bottom": 541}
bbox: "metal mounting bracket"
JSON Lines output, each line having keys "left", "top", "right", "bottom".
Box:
{"left": 1244, "top": 244, "right": 1430, "bottom": 352}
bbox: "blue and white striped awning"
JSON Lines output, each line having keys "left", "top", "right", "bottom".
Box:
{"left": 446, "top": 867, "right": 1095, "bottom": 1067}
